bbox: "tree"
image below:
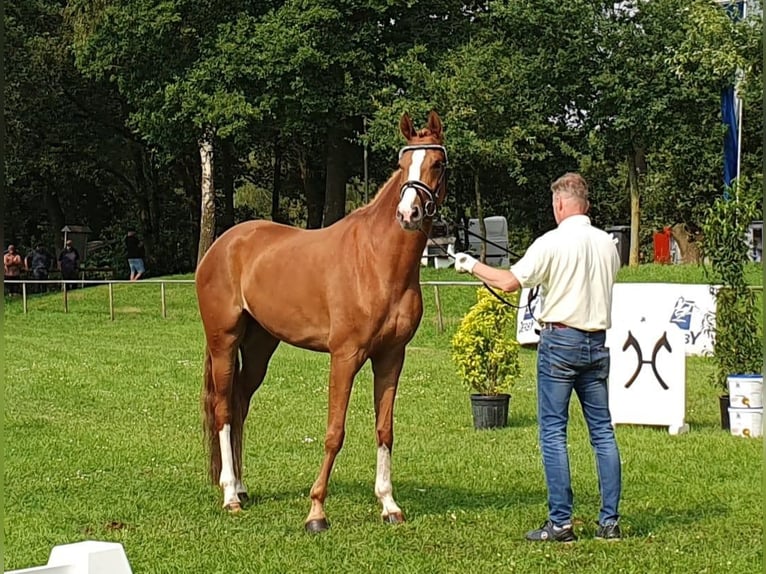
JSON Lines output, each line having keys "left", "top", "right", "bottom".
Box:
{"left": 69, "top": 0, "right": 270, "bottom": 261}
{"left": 586, "top": 0, "right": 746, "bottom": 265}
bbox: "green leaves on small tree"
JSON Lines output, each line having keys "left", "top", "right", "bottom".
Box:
{"left": 702, "top": 183, "right": 762, "bottom": 388}
{"left": 451, "top": 288, "right": 522, "bottom": 396}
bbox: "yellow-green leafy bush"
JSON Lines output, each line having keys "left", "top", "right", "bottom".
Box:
{"left": 451, "top": 288, "right": 521, "bottom": 395}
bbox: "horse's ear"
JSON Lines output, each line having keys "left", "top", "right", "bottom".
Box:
{"left": 399, "top": 113, "right": 416, "bottom": 140}
{"left": 427, "top": 111, "right": 443, "bottom": 140}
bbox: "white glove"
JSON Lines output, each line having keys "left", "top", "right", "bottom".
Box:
{"left": 453, "top": 253, "right": 478, "bottom": 274}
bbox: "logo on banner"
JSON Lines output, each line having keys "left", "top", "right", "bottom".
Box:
{"left": 518, "top": 287, "right": 543, "bottom": 336}
{"left": 622, "top": 330, "right": 673, "bottom": 390}
{"left": 668, "top": 297, "right": 715, "bottom": 346}
{"left": 523, "top": 289, "right": 541, "bottom": 321}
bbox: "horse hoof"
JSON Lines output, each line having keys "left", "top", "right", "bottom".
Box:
{"left": 224, "top": 501, "right": 242, "bottom": 513}
{"left": 304, "top": 518, "right": 330, "bottom": 533}
{"left": 383, "top": 512, "right": 405, "bottom": 525}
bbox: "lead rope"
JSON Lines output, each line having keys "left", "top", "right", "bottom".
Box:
{"left": 418, "top": 222, "right": 540, "bottom": 316}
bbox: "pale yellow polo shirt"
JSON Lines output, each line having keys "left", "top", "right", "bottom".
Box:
{"left": 510, "top": 214, "right": 621, "bottom": 331}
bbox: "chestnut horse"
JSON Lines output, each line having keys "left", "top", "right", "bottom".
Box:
{"left": 195, "top": 111, "right": 448, "bottom": 532}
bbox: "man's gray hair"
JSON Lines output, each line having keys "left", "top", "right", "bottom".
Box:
{"left": 551, "top": 173, "right": 589, "bottom": 205}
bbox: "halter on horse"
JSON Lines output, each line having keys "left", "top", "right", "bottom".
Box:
{"left": 195, "top": 111, "right": 448, "bottom": 532}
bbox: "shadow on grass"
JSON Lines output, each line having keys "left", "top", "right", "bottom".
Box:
{"left": 241, "top": 478, "right": 544, "bottom": 518}
{"left": 626, "top": 503, "right": 731, "bottom": 536}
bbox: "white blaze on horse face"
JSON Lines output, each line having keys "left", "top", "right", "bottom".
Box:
{"left": 374, "top": 444, "right": 402, "bottom": 518}
{"left": 218, "top": 424, "right": 239, "bottom": 507}
{"left": 397, "top": 149, "right": 426, "bottom": 223}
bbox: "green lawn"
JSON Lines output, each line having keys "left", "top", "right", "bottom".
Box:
{"left": 3, "top": 264, "right": 763, "bottom": 573}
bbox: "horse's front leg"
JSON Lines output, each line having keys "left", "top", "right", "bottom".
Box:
{"left": 371, "top": 346, "right": 406, "bottom": 524}
{"left": 305, "top": 352, "right": 365, "bottom": 533}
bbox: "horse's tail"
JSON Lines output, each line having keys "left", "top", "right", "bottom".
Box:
{"left": 202, "top": 346, "right": 244, "bottom": 485}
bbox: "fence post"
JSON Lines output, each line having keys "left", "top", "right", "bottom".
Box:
{"left": 161, "top": 282, "right": 167, "bottom": 318}
{"left": 433, "top": 285, "right": 444, "bottom": 333}
{"left": 108, "top": 282, "right": 114, "bottom": 321}
{"left": 63, "top": 282, "right": 68, "bottom": 313}
{"left": 22, "top": 282, "right": 28, "bottom": 314}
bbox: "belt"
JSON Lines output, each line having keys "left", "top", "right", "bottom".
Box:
{"left": 542, "top": 322, "right": 570, "bottom": 330}
{"left": 541, "top": 322, "right": 605, "bottom": 334}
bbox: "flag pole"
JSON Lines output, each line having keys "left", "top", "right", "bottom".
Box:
{"left": 735, "top": 0, "right": 747, "bottom": 184}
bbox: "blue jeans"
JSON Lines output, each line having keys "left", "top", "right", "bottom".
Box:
{"left": 128, "top": 258, "right": 145, "bottom": 275}
{"left": 537, "top": 326, "right": 621, "bottom": 526}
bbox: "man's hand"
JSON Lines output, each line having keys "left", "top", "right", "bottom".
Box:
{"left": 453, "top": 253, "right": 478, "bottom": 274}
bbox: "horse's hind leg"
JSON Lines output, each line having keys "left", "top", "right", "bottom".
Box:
{"left": 371, "top": 346, "right": 406, "bottom": 524}
{"left": 232, "top": 321, "right": 280, "bottom": 503}
{"left": 204, "top": 334, "right": 245, "bottom": 512}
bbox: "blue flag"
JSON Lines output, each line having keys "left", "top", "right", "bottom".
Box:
{"left": 719, "top": 1, "right": 745, "bottom": 197}
{"left": 721, "top": 85, "right": 739, "bottom": 189}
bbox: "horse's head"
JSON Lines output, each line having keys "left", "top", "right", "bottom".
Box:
{"left": 396, "top": 111, "right": 448, "bottom": 231}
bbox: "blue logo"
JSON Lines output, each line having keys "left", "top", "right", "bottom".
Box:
{"left": 523, "top": 305, "right": 535, "bottom": 320}
{"left": 669, "top": 297, "right": 695, "bottom": 330}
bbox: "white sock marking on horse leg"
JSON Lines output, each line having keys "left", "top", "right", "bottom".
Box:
{"left": 374, "top": 445, "right": 401, "bottom": 518}
{"left": 218, "top": 424, "right": 239, "bottom": 506}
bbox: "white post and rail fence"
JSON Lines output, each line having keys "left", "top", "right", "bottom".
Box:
{"left": 4, "top": 279, "right": 485, "bottom": 330}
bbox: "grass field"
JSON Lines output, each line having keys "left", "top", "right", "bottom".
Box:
{"left": 3, "top": 264, "right": 763, "bottom": 573}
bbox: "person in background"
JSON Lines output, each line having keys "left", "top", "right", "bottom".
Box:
{"left": 58, "top": 239, "right": 80, "bottom": 290}
{"left": 25, "top": 244, "right": 53, "bottom": 294}
{"left": 4, "top": 244, "right": 23, "bottom": 295}
{"left": 453, "top": 172, "right": 623, "bottom": 543}
{"left": 125, "top": 230, "right": 146, "bottom": 281}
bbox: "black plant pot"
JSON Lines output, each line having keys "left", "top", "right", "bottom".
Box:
{"left": 719, "top": 394, "right": 730, "bottom": 430}
{"left": 470, "top": 394, "right": 511, "bottom": 430}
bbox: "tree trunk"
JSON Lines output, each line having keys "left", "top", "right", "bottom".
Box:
{"left": 272, "top": 133, "right": 283, "bottom": 223}
{"left": 221, "top": 140, "right": 235, "bottom": 231}
{"left": 323, "top": 124, "right": 349, "bottom": 227}
{"left": 176, "top": 154, "right": 201, "bottom": 268}
{"left": 627, "top": 152, "right": 641, "bottom": 267}
{"left": 670, "top": 223, "right": 702, "bottom": 264}
{"left": 300, "top": 145, "right": 325, "bottom": 229}
{"left": 474, "top": 172, "right": 487, "bottom": 263}
{"left": 43, "top": 187, "right": 65, "bottom": 247}
{"left": 197, "top": 132, "right": 216, "bottom": 265}
{"left": 131, "top": 143, "right": 159, "bottom": 265}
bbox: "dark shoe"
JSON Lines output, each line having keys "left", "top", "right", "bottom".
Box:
{"left": 525, "top": 520, "right": 577, "bottom": 543}
{"left": 595, "top": 522, "right": 621, "bottom": 540}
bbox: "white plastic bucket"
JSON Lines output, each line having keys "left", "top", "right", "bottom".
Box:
{"left": 727, "top": 375, "right": 763, "bottom": 409}
{"left": 728, "top": 407, "right": 763, "bottom": 438}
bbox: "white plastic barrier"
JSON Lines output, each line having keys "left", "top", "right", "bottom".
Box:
{"left": 6, "top": 541, "right": 132, "bottom": 574}
{"left": 606, "top": 319, "right": 689, "bottom": 435}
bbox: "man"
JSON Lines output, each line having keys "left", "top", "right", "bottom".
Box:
{"left": 453, "top": 172, "right": 622, "bottom": 542}
{"left": 125, "top": 230, "right": 146, "bottom": 281}
{"left": 58, "top": 239, "right": 80, "bottom": 290}
{"left": 4, "top": 244, "right": 23, "bottom": 295}
{"left": 25, "top": 244, "right": 53, "bottom": 294}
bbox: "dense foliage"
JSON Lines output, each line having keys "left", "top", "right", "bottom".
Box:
{"left": 702, "top": 182, "right": 762, "bottom": 389}
{"left": 5, "top": 0, "right": 763, "bottom": 276}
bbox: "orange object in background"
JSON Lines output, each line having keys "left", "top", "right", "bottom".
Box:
{"left": 653, "top": 227, "right": 672, "bottom": 264}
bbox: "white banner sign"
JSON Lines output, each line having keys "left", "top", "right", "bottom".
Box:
{"left": 516, "top": 283, "right": 717, "bottom": 357}
{"left": 606, "top": 320, "right": 688, "bottom": 434}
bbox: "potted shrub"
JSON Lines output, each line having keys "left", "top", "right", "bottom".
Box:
{"left": 451, "top": 287, "right": 522, "bottom": 429}
{"left": 701, "top": 184, "right": 762, "bottom": 430}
